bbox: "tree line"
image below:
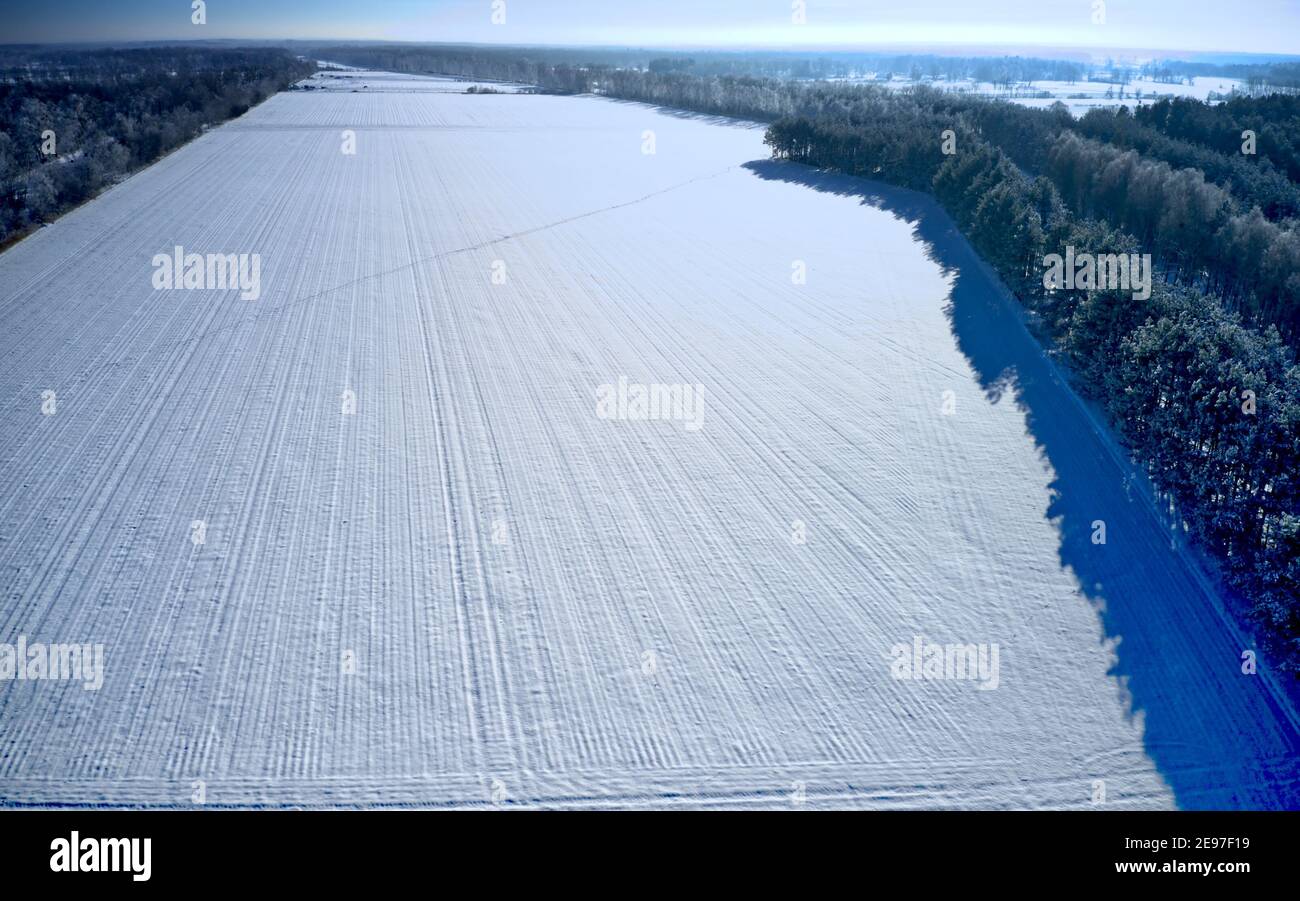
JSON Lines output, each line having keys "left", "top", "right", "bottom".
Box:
{"left": 0, "top": 47, "right": 315, "bottom": 247}
{"left": 1042, "top": 131, "right": 1299, "bottom": 333}
{"left": 313, "top": 43, "right": 1089, "bottom": 85}
{"left": 1072, "top": 106, "right": 1300, "bottom": 222}
{"left": 892, "top": 90, "right": 1300, "bottom": 343}
{"left": 1136, "top": 95, "right": 1300, "bottom": 184}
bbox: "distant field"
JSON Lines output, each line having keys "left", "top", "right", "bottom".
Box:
{"left": 856, "top": 73, "right": 1246, "bottom": 116}
{"left": 302, "top": 67, "right": 533, "bottom": 93}
{"left": 1, "top": 70, "right": 1296, "bottom": 808}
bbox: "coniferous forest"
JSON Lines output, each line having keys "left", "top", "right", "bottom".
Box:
{"left": 0, "top": 47, "right": 315, "bottom": 247}
{"left": 321, "top": 43, "right": 1300, "bottom": 673}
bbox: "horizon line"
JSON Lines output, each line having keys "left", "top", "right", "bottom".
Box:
{"left": 3, "top": 38, "right": 1298, "bottom": 63}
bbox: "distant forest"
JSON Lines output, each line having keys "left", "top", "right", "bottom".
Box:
{"left": 0, "top": 47, "right": 315, "bottom": 246}
{"left": 311, "top": 42, "right": 1300, "bottom": 91}
{"left": 316, "top": 43, "right": 1090, "bottom": 83}
{"left": 321, "top": 43, "right": 1300, "bottom": 672}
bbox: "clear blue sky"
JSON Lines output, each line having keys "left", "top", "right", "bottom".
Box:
{"left": 1, "top": 0, "right": 1297, "bottom": 54}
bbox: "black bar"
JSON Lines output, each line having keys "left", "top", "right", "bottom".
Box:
{"left": 0, "top": 810, "right": 1288, "bottom": 888}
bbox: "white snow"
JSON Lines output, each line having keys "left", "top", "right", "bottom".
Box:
{"left": 1, "top": 71, "right": 1296, "bottom": 809}
{"left": 864, "top": 74, "right": 1246, "bottom": 117}
{"left": 299, "top": 67, "right": 532, "bottom": 94}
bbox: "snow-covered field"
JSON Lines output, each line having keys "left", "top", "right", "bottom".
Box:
{"left": 1011, "top": 75, "right": 1245, "bottom": 116}
{"left": 866, "top": 74, "right": 1245, "bottom": 116}
{"left": 301, "top": 67, "right": 532, "bottom": 94}
{"left": 0, "top": 71, "right": 1296, "bottom": 809}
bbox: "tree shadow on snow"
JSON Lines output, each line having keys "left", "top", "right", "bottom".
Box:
{"left": 745, "top": 158, "right": 1300, "bottom": 810}
{"left": 594, "top": 96, "right": 770, "bottom": 130}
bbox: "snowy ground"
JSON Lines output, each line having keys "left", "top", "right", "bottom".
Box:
{"left": 864, "top": 74, "right": 1245, "bottom": 116}
{"left": 300, "top": 67, "right": 531, "bottom": 94}
{"left": 1011, "top": 75, "right": 1245, "bottom": 116}
{"left": 0, "top": 71, "right": 1297, "bottom": 809}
